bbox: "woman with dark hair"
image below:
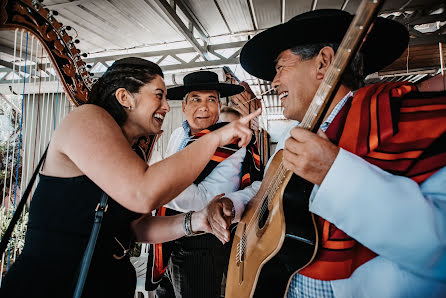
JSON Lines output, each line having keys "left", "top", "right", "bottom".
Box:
{"left": 0, "top": 57, "right": 260, "bottom": 297}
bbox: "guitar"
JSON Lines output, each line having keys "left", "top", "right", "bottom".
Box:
{"left": 225, "top": 1, "right": 385, "bottom": 297}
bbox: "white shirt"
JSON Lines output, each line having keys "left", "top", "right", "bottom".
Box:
{"left": 163, "top": 121, "right": 246, "bottom": 212}
{"left": 225, "top": 94, "right": 446, "bottom": 297}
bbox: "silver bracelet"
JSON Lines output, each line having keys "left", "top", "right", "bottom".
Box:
{"left": 183, "top": 211, "right": 195, "bottom": 237}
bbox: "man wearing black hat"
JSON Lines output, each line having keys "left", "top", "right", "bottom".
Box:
{"left": 149, "top": 70, "right": 262, "bottom": 298}
{"left": 206, "top": 9, "right": 446, "bottom": 298}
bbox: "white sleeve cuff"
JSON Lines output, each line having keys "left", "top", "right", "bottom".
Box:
{"left": 226, "top": 181, "right": 261, "bottom": 222}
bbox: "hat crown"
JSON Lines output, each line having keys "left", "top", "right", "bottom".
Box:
{"left": 240, "top": 8, "right": 408, "bottom": 81}
{"left": 183, "top": 71, "right": 219, "bottom": 86}
{"left": 289, "top": 9, "right": 351, "bottom": 23}
{"left": 167, "top": 70, "right": 244, "bottom": 100}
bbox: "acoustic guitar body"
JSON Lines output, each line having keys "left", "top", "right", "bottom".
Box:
{"left": 225, "top": 150, "right": 318, "bottom": 298}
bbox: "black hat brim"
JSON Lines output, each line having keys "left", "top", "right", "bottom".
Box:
{"left": 240, "top": 13, "right": 408, "bottom": 81}
{"left": 168, "top": 83, "right": 245, "bottom": 100}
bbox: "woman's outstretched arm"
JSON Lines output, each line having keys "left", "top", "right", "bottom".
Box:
{"left": 45, "top": 106, "right": 261, "bottom": 214}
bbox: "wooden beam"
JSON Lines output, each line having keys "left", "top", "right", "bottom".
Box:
{"left": 409, "top": 34, "right": 446, "bottom": 46}
{"left": 175, "top": 0, "right": 210, "bottom": 43}
{"left": 152, "top": 0, "right": 210, "bottom": 60}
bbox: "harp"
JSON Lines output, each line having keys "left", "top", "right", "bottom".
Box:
{"left": 0, "top": 0, "right": 92, "bottom": 281}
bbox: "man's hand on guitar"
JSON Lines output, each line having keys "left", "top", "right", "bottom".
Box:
{"left": 283, "top": 127, "right": 339, "bottom": 185}
{"left": 206, "top": 194, "right": 233, "bottom": 244}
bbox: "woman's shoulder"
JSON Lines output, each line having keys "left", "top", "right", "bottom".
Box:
{"left": 52, "top": 104, "right": 121, "bottom": 148}
{"left": 59, "top": 104, "right": 118, "bottom": 131}
{"left": 68, "top": 104, "right": 112, "bottom": 119}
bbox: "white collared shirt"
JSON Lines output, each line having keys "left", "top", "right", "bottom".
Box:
{"left": 163, "top": 120, "right": 246, "bottom": 212}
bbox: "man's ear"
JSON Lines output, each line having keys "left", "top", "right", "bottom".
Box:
{"left": 217, "top": 100, "right": 222, "bottom": 116}
{"left": 182, "top": 99, "right": 186, "bottom": 113}
{"left": 315, "top": 46, "right": 335, "bottom": 80}
{"left": 115, "top": 88, "right": 134, "bottom": 109}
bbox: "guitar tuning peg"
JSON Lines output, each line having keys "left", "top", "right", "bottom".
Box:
{"left": 32, "top": 0, "right": 42, "bottom": 9}
{"left": 89, "top": 72, "right": 94, "bottom": 76}
{"left": 67, "top": 39, "right": 79, "bottom": 49}
{"left": 47, "top": 10, "right": 58, "bottom": 23}
{"left": 60, "top": 25, "right": 72, "bottom": 35}
{"left": 81, "top": 53, "right": 88, "bottom": 58}
{"left": 86, "top": 64, "right": 92, "bottom": 69}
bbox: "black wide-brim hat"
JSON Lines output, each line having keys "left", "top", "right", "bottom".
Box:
{"left": 240, "top": 9, "right": 409, "bottom": 81}
{"left": 167, "top": 71, "right": 245, "bottom": 100}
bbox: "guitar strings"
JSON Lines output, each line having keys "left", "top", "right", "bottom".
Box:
{"left": 237, "top": 163, "right": 286, "bottom": 257}
{"left": 238, "top": 163, "right": 288, "bottom": 255}
{"left": 239, "top": 164, "right": 287, "bottom": 256}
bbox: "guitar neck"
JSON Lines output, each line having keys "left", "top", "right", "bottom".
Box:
{"left": 300, "top": 0, "right": 385, "bottom": 132}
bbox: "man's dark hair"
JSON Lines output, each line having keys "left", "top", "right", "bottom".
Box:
{"left": 290, "top": 43, "right": 365, "bottom": 90}
{"left": 88, "top": 58, "right": 164, "bottom": 126}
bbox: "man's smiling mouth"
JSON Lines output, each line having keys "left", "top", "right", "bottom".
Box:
{"left": 279, "top": 91, "right": 288, "bottom": 100}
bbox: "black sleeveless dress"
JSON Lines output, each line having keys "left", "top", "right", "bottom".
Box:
{"left": 0, "top": 174, "right": 141, "bottom": 298}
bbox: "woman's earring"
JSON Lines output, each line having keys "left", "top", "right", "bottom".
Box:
{"left": 127, "top": 106, "right": 132, "bottom": 111}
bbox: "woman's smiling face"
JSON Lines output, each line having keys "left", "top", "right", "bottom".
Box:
{"left": 129, "top": 74, "right": 170, "bottom": 135}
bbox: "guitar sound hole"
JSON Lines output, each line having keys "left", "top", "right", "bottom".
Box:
{"left": 258, "top": 199, "right": 269, "bottom": 229}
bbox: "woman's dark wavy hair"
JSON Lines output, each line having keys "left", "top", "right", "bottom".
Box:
{"left": 87, "top": 57, "right": 164, "bottom": 126}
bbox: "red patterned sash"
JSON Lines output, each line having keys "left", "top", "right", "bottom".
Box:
{"left": 300, "top": 82, "right": 446, "bottom": 280}
{"left": 147, "top": 123, "right": 262, "bottom": 289}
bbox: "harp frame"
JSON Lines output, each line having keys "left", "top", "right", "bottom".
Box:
{"left": 0, "top": 0, "right": 93, "bottom": 105}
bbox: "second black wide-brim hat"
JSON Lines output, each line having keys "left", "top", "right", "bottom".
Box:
{"left": 240, "top": 9, "right": 409, "bottom": 81}
{"left": 167, "top": 71, "right": 245, "bottom": 100}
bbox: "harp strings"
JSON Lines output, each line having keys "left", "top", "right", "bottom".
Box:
{"left": 0, "top": 29, "right": 75, "bottom": 282}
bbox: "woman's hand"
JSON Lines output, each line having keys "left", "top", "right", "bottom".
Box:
{"left": 206, "top": 194, "right": 232, "bottom": 244}
{"left": 212, "top": 108, "right": 261, "bottom": 148}
{"left": 191, "top": 194, "right": 232, "bottom": 244}
{"left": 191, "top": 208, "right": 212, "bottom": 233}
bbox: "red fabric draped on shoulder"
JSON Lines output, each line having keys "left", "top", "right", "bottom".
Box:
{"left": 300, "top": 82, "right": 446, "bottom": 280}
{"left": 147, "top": 123, "right": 262, "bottom": 289}
{"left": 339, "top": 82, "right": 446, "bottom": 183}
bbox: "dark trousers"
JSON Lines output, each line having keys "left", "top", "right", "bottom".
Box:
{"left": 155, "top": 233, "right": 231, "bottom": 298}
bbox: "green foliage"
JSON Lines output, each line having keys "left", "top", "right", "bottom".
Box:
{"left": 0, "top": 205, "right": 28, "bottom": 271}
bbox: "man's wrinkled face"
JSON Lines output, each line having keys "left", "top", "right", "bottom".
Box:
{"left": 183, "top": 90, "right": 221, "bottom": 135}
{"left": 272, "top": 49, "right": 320, "bottom": 121}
